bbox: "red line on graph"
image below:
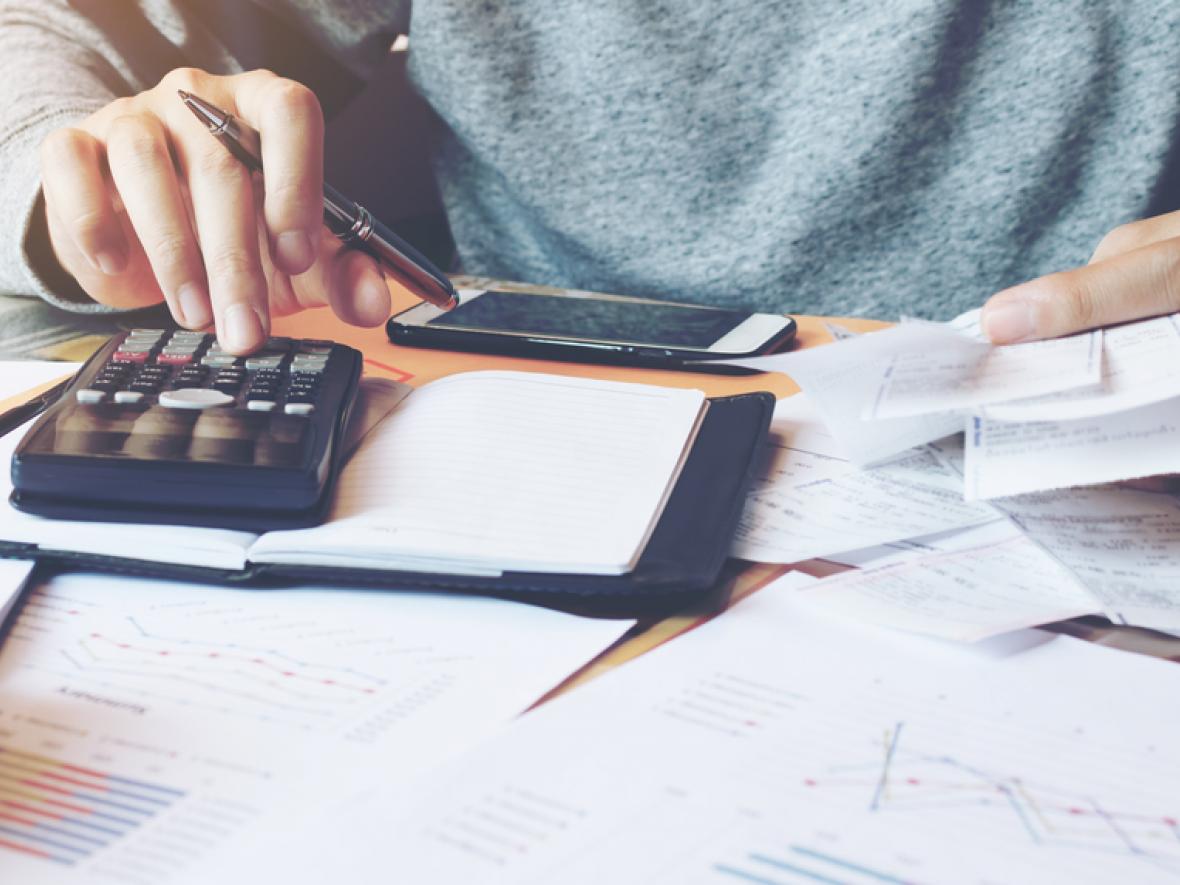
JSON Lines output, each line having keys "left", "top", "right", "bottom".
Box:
{"left": 85, "top": 635, "right": 378, "bottom": 695}
{"left": 20, "top": 777, "right": 83, "bottom": 799}
{"left": 0, "top": 808, "right": 45, "bottom": 829}
{"left": 1, "top": 800, "right": 67, "bottom": 822}
{"left": 0, "top": 834, "right": 55, "bottom": 860}
{"left": 30, "top": 770, "right": 109, "bottom": 794}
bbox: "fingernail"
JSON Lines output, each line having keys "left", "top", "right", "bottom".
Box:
{"left": 983, "top": 299, "right": 1035, "bottom": 344}
{"left": 177, "top": 282, "right": 212, "bottom": 329}
{"left": 275, "top": 231, "right": 314, "bottom": 270}
{"left": 93, "top": 249, "right": 125, "bottom": 276}
{"left": 221, "top": 302, "right": 265, "bottom": 353}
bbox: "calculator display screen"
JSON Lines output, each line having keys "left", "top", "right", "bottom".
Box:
{"left": 425, "top": 290, "right": 750, "bottom": 349}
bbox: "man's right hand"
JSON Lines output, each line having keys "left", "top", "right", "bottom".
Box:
{"left": 38, "top": 67, "right": 391, "bottom": 354}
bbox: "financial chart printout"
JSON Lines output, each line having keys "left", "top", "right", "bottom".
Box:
{"left": 0, "top": 574, "right": 631, "bottom": 883}
{"left": 232, "top": 573, "right": 1180, "bottom": 885}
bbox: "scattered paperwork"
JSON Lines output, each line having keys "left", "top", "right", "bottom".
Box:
{"left": 1000, "top": 485, "right": 1180, "bottom": 637}
{"left": 801, "top": 520, "right": 1098, "bottom": 641}
{"left": 726, "top": 322, "right": 965, "bottom": 463}
{"left": 866, "top": 326, "right": 1100, "bottom": 419}
{"left": 0, "top": 573, "right": 632, "bottom": 884}
{"left": 729, "top": 310, "right": 1180, "bottom": 500}
{"left": 202, "top": 573, "right": 1180, "bottom": 885}
{"left": 964, "top": 398, "right": 1180, "bottom": 499}
{"left": 735, "top": 441, "right": 997, "bottom": 564}
{"left": 982, "top": 314, "right": 1180, "bottom": 422}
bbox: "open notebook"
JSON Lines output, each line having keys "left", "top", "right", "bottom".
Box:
{"left": 0, "top": 371, "right": 772, "bottom": 607}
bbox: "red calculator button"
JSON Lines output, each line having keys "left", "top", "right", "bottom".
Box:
{"left": 157, "top": 352, "right": 194, "bottom": 365}
{"left": 112, "top": 350, "right": 150, "bottom": 363}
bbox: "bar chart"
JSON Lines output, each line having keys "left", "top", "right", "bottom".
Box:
{"left": 0, "top": 745, "right": 184, "bottom": 867}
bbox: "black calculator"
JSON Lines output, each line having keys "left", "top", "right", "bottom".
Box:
{"left": 10, "top": 328, "right": 363, "bottom": 530}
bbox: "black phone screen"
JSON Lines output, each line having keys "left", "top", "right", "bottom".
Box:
{"left": 424, "top": 290, "right": 751, "bottom": 349}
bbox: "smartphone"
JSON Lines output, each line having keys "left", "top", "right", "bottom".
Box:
{"left": 386, "top": 288, "right": 796, "bottom": 367}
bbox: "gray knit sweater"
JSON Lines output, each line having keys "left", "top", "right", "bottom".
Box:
{"left": 2, "top": 1, "right": 1179, "bottom": 320}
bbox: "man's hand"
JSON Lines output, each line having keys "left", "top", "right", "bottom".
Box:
{"left": 982, "top": 209, "right": 1180, "bottom": 344}
{"left": 38, "top": 67, "right": 391, "bottom": 354}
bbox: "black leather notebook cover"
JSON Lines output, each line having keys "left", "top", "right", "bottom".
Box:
{"left": 0, "top": 392, "right": 774, "bottom": 616}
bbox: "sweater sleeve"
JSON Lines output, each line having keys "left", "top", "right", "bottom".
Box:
{"left": 0, "top": 0, "right": 407, "bottom": 312}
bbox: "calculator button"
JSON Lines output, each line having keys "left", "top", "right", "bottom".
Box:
{"left": 291, "top": 355, "right": 329, "bottom": 367}
{"left": 114, "top": 391, "right": 146, "bottom": 404}
{"left": 130, "top": 381, "right": 162, "bottom": 394}
{"left": 284, "top": 402, "right": 315, "bottom": 415}
{"left": 264, "top": 337, "right": 294, "bottom": 351}
{"left": 159, "top": 388, "right": 235, "bottom": 410}
{"left": 245, "top": 356, "right": 283, "bottom": 370}
{"left": 169, "top": 331, "right": 206, "bottom": 341}
{"left": 202, "top": 353, "right": 240, "bottom": 368}
{"left": 75, "top": 389, "right": 106, "bottom": 404}
{"left": 247, "top": 399, "right": 277, "bottom": 412}
{"left": 161, "top": 344, "right": 199, "bottom": 355}
{"left": 157, "top": 352, "right": 195, "bottom": 365}
{"left": 112, "top": 350, "right": 151, "bottom": 363}
{"left": 128, "top": 328, "right": 165, "bottom": 336}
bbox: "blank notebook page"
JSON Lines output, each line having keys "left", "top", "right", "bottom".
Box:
{"left": 250, "top": 371, "right": 706, "bottom": 575}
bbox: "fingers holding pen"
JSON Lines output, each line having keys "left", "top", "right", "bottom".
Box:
{"left": 279, "top": 231, "right": 390, "bottom": 326}
{"left": 232, "top": 70, "right": 325, "bottom": 276}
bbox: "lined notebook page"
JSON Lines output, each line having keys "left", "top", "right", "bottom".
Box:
{"left": 250, "top": 372, "right": 706, "bottom": 575}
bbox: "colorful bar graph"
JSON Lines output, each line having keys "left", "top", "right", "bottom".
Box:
{"left": 0, "top": 746, "right": 184, "bottom": 866}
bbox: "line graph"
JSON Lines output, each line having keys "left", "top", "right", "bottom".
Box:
{"left": 802, "top": 721, "right": 1180, "bottom": 870}
{"left": 5, "top": 586, "right": 460, "bottom": 733}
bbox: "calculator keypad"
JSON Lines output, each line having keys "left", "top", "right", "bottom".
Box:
{"left": 77, "top": 329, "right": 325, "bottom": 416}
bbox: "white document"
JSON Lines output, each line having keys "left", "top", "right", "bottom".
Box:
{"left": 0, "top": 573, "right": 632, "bottom": 884}
{"left": 963, "top": 398, "right": 1180, "bottom": 499}
{"left": 735, "top": 441, "right": 997, "bottom": 564}
{"left": 745, "top": 394, "right": 854, "bottom": 496}
{"left": 805, "top": 523, "right": 1098, "bottom": 641}
{"left": 1000, "top": 485, "right": 1180, "bottom": 637}
{"left": 822, "top": 517, "right": 1015, "bottom": 568}
{"left": 865, "top": 328, "right": 1100, "bottom": 419}
{"left": 723, "top": 322, "right": 969, "bottom": 463}
{"left": 983, "top": 313, "right": 1180, "bottom": 422}
{"left": 208, "top": 572, "right": 1180, "bottom": 885}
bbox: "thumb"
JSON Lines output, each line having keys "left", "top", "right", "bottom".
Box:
{"left": 982, "top": 237, "right": 1180, "bottom": 343}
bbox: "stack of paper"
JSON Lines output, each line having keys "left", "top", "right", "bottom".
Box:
{"left": 735, "top": 387, "right": 1180, "bottom": 642}
{"left": 729, "top": 311, "right": 1180, "bottom": 500}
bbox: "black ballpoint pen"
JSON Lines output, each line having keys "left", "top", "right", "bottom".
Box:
{"left": 178, "top": 89, "right": 458, "bottom": 311}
